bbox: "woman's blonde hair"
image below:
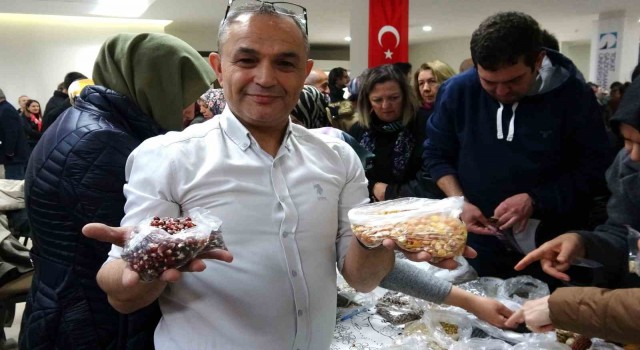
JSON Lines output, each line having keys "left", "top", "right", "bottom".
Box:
{"left": 356, "top": 64, "right": 418, "bottom": 129}
{"left": 413, "top": 60, "right": 456, "bottom": 104}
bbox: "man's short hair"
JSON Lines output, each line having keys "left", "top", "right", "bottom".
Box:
{"left": 470, "top": 11, "right": 542, "bottom": 71}
{"left": 541, "top": 29, "right": 560, "bottom": 51}
{"left": 64, "top": 72, "right": 88, "bottom": 90}
{"left": 328, "top": 67, "right": 348, "bottom": 87}
{"left": 0, "top": 88, "right": 5, "bottom": 100}
{"left": 392, "top": 62, "right": 412, "bottom": 76}
{"left": 217, "top": 2, "right": 309, "bottom": 55}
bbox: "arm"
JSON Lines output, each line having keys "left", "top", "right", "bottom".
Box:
{"left": 380, "top": 258, "right": 452, "bottom": 303}
{"left": 549, "top": 287, "right": 640, "bottom": 344}
{"left": 529, "top": 91, "right": 611, "bottom": 218}
{"left": 337, "top": 141, "right": 396, "bottom": 291}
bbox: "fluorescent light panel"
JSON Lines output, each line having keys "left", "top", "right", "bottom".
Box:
{"left": 0, "top": 13, "right": 171, "bottom": 27}
{"left": 91, "top": 0, "right": 155, "bottom": 18}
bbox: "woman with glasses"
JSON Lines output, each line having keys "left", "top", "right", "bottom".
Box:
{"left": 413, "top": 60, "right": 456, "bottom": 115}
{"left": 349, "top": 64, "right": 440, "bottom": 202}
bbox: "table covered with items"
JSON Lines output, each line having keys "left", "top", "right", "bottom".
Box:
{"left": 331, "top": 196, "right": 634, "bottom": 350}
{"left": 331, "top": 267, "right": 627, "bottom": 350}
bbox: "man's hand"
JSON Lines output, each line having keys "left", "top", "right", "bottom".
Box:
{"left": 382, "top": 239, "right": 477, "bottom": 269}
{"left": 493, "top": 193, "right": 533, "bottom": 233}
{"left": 461, "top": 201, "right": 495, "bottom": 235}
{"left": 513, "top": 233, "right": 585, "bottom": 282}
{"left": 504, "top": 296, "right": 554, "bottom": 332}
{"left": 372, "top": 182, "right": 388, "bottom": 202}
{"left": 467, "top": 296, "right": 514, "bottom": 328}
{"left": 83, "top": 223, "right": 233, "bottom": 286}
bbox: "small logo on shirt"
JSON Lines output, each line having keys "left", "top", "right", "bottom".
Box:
{"left": 314, "top": 184, "right": 327, "bottom": 200}
{"left": 540, "top": 130, "right": 553, "bottom": 138}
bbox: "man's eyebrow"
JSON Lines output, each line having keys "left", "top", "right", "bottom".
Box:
{"left": 482, "top": 73, "right": 525, "bottom": 84}
{"left": 276, "top": 51, "right": 302, "bottom": 60}
{"left": 234, "top": 47, "right": 259, "bottom": 55}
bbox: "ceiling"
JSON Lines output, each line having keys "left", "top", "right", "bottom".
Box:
{"left": 2, "top": 0, "right": 640, "bottom": 46}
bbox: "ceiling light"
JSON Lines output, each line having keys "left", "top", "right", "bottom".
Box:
{"left": 91, "top": 0, "right": 156, "bottom": 18}
{"left": 422, "top": 25, "right": 432, "bottom": 32}
{"left": 344, "top": 36, "right": 352, "bottom": 42}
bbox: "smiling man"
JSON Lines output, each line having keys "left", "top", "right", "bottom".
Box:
{"left": 92, "top": 2, "right": 445, "bottom": 349}
{"left": 422, "top": 12, "right": 612, "bottom": 285}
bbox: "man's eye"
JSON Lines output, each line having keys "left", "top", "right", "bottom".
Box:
{"left": 277, "top": 61, "right": 296, "bottom": 69}
{"left": 236, "top": 58, "right": 256, "bottom": 66}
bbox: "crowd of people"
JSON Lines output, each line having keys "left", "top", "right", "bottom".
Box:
{"left": 0, "top": 1, "right": 638, "bottom": 349}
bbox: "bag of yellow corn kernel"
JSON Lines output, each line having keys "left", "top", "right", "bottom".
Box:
{"left": 348, "top": 197, "right": 467, "bottom": 262}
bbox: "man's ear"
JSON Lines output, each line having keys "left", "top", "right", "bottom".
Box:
{"left": 210, "top": 52, "right": 223, "bottom": 87}
{"left": 305, "top": 59, "right": 314, "bottom": 78}
{"left": 535, "top": 51, "right": 546, "bottom": 71}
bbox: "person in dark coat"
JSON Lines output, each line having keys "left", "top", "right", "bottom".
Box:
{"left": 19, "top": 33, "right": 214, "bottom": 350}
{"left": 506, "top": 76, "right": 640, "bottom": 344}
{"left": 348, "top": 64, "right": 441, "bottom": 201}
{"left": 42, "top": 71, "right": 87, "bottom": 132}
{"left": 0, "top": 88, "right": 30, "bottom": 180}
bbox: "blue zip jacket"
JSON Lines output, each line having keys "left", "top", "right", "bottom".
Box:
{"left": 423, "top": 50, "right": 612, "bottom": 237}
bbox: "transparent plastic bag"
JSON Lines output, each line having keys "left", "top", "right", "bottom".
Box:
{"left": 497, "top": 276, "right": 549, "bottom": 304}
{"left": 402, "top": 256, "right": 478, "bottom": 285}
{"left": 458, "top": 277, "right": 505, "bottom": 297}
{"left": 449, "top": 338, "right": 512, "bottom": 350}
{"left": 420, "top": 309, "right": 473, "bottom": 348}
{"left": 122, "top": 208, "right": 226, "bottom": 282}
{"left": 376, "top": 291, "right": 424, "bottom": 325}
{"left": 627, "top": 225, "right": 640, "bottom": 276}
{"left": 348, "top": 197, "right": 467, "bottom": 261}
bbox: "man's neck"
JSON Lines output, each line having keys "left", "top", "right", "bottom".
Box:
{"left": 242, "top": 122, "right": 288, "bottom": 157}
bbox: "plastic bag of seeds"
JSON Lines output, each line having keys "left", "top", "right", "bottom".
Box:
{"left": 122, "top": 208, "right": 226, "bottom": 282}
{"left": 348, "top": 197, "right": 467, "bottom": 262}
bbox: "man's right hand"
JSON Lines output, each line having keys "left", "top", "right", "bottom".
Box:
{"left": 83, "top": 223, "right": 233, "bottom": 286}
{"left": 461, "top": 201, "right": 496, "bottom": 235}
{"left": 513, "top": 232, "right": 585, "bottom": 282}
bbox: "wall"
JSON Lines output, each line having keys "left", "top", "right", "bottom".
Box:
{"left": 409, "top": 37, "right": 471, "bottom": 74}
{"left": 561, "top": 41, "right": 591, "bottom": 80}
{"left": 0, "top": 14, "right": 166, "bottom": 109}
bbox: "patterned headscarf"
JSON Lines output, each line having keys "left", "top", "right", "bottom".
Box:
{"left": 291, "top": 85, "right": 331, "bottom": 129}
{"left": 200, "top": 87, "right": 227, "bottom": 116}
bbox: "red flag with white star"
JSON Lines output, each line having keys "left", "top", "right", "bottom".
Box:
{"left": 368, "top": 0, "right": 408, "bottom": 68}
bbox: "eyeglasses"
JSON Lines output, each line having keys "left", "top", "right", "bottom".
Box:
{"left": 223, "top": 0, "right": 308, "bottom": 34}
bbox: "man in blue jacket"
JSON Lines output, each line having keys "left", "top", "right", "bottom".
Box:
{"left": 422, "top": 12, "right": 612, "bottom": 283}
{"left": 0, "top": 88, "right": 29, "bottom": 180}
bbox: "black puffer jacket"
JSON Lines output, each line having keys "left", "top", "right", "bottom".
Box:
{"left": 20, "top": 86, "right": 163, "bottom": 350}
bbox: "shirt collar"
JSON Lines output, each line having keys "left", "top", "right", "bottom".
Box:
{"left": 220, "top": 106, "right": 295, "bottom": 153}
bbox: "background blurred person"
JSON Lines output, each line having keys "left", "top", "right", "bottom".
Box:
{"left": 16, "top": 95, "right": 29, "bottom": 115}
{"left": 42, "top": 71, "right": 87, "bottom": 132}
{"left": 305, "top": 69, "right": 330, "bottom": 97}
{"left": 349, "top": 64, "right": 436, "bottom": 201}
{"left": 21, "top": 99, "right": 43, "bottom": 153}
{"left": 328, "top": 67, "right": 350, "bottom": 102}
{"left": 19, "top": 33, "right": 214, "bottom": 350}
{"left": 414, "top": 60, "right": 456, "bottom": 115}
{"left": 0, "top": 89, "right": 30, "bottom": 180}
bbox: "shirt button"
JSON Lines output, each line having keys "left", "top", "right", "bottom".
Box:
{"left": 297, "top": 309, "right": 303, "bottom": 317}
{"left": 282, "top": 231, "right": 289, "bottom": 238}
{"left": 291, "top": 270, "right": 297, "bottom": 277}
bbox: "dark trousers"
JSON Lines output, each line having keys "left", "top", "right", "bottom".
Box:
{"left": 3, "top": 163, "right": 25, "bottom": 180}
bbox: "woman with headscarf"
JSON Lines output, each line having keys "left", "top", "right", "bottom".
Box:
{"left": 20, "top": 33, "right": 214, "bottom": 350}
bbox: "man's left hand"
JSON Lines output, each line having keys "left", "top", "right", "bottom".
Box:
{"left": 382, "top": 239, "right": 477, "bottom": 269}
{"left": 493, "top": 193, "right": 534, "bottom": 233}
{"left": 373, "top": 182, "right": 387, "bottom": 201}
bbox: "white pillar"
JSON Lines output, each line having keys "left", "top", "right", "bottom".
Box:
{"left": 349, "top": 0, "right": 369, "bottom": 77}
{"left": 589, "top": 11, "right": 640, "bottom": 85}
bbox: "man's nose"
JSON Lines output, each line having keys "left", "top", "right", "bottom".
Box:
{"left": 495, "top": 83, "right": 510, "bottom": 97}
{"left": 254, "top": 63, "right": 277, "bottom": 86}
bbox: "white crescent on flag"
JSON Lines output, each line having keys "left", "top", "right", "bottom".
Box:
{"left": 377, "top": 25, "right": 400, "bottom": 48}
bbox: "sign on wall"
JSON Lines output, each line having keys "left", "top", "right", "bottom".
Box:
{"left": 596, "top": 31, "right": 618, "bottom": 88}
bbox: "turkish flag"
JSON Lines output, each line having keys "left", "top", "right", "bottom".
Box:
{"left": 368, "top": 0, "right": 409, "bottom": 68}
